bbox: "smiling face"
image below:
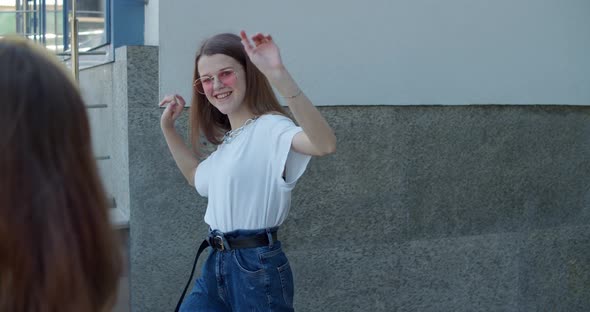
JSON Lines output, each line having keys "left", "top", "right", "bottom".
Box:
{"left": 197, "top": 54, "right": 248, "bottom": 116}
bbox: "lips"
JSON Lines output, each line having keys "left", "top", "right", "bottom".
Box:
{"left": 214, "top": 91, "right": 232, "bottom": 100}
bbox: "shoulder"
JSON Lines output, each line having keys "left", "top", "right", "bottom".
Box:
{"left": 257, "top": 113, "right": 294, "bottom": 126}
{"left": 254, "top": 113, "right": 300, "bottom": 142}
{"left": 200, "top": 146, "right": 220, "bottom": 161}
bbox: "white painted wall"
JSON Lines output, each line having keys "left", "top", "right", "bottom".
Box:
{"left": 144, "top": 0, "right": 159, "bottom": 46}
{"left": 159, "top": 0, "right": 590, "bottom": 105}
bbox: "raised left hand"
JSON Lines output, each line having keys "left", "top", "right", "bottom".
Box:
{"left": 240, "top": 30, "right": 285, "bottom": 78}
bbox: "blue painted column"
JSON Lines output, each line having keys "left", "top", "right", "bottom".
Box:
{"left": 111, "top": 0, "right": 144, "bottom": 48}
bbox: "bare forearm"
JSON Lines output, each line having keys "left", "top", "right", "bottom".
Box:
{"left": 268, "top": 67, "right": 336, "bottom": 154}
{"left": 161, "top": 126, "right": 199, "bottom": 185}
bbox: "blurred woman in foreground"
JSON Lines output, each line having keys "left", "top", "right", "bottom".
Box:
{"left": 0, "top": 37, "right": 121, "bottom": 312}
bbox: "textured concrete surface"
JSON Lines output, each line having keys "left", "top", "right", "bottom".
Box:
{"left": 519, "top": 225, "right": 590, "bottom": 311}
{"left": 396, "top": 232, "right": 521, "bottom": 311}
{"left": 126, "top": 103, "right": 589, "bottom": 311}
{"left": 102, "top": 46, "right": 590, "bottom": 311}
{"left": 283, "top": 106, "right": 590, "bottom": 311}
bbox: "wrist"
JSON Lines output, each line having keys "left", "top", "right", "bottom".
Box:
{"left": 266, "top": 67, "right": 301, "bottom": 98}
{"left": 160, "top": 122, "right": 176, "bottom": 132}
{"left": 265, "top": 65, "right": 288, "bottom": 82}
{"left": 279, "top": 88, "right": 302, "bottom": 99}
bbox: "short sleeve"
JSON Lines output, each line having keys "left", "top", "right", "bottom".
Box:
{"left": 270, "top": 116, "right": 312, "bottom": 189}
{"left": 194, "top": 156, "right": 211, "bottom": 197}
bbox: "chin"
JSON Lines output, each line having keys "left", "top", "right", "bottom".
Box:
{"left": 213, "top": 103, "right": 237, "bottom": 116}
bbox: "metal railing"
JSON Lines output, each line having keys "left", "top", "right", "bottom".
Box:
{"left": 0, "top": 0, "right": 111, "bottom": 69}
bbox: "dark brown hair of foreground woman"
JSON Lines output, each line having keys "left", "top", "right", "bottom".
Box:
{"left": 0, "top": 37, "right": 121, "bottom": 312}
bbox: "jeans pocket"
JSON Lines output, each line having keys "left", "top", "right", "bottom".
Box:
{"left": 259, "top": 246, "right": 284, "bottom": 260}
{"left": 278, "top": 261, "right": 294, "bottom": 306}
{"left": 232, "top": 249, "right": 265, "bottom": 275}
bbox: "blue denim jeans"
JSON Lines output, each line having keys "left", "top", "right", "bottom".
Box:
{"left": 179, "top": 228, "right": 295, "bottom": 311}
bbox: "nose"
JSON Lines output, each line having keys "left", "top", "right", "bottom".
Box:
{"left": 213, "top": 76, "right": 225, "bottom": 90}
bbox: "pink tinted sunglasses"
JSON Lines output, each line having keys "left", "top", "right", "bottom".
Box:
{"left": 193, "top": 68, "right": 238, "bottom": 95}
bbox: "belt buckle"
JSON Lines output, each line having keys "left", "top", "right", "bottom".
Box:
{"left": 213, "top": 235, "right": 225, "bottom": 251}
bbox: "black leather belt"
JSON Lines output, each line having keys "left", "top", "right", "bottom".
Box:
{"left": 209, "top": 231, "right": 278, "bottom": 251}
{"left": 174, "top": 230, "right": 279, "bottom": 311}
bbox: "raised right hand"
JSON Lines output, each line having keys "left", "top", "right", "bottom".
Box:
{"left": 159, "top": 94, "right": 186, "bottom": 129}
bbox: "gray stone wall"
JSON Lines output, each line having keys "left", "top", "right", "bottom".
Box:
{"left": 285, "top": 106, "right": 590, "bottom": 311}
{"left": 112, "top": 46, "right": 589, "bottom": 311}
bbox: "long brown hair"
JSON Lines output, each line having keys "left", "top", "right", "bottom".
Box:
{"left": 189, "top": 33, "right": 288, "bottom": 155}
{"left": 0, "top": 37, "right": 121, "bottom": 311}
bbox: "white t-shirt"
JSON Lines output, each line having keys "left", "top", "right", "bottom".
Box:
{"left": 194, "top": 114, "right": 312, "bottom": 232}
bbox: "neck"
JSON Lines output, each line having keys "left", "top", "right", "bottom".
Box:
{"left": 227, "top": 106, "right": 256, "bottom": 130}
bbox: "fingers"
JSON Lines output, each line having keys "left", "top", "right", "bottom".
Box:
{"left": 253, "top": 32, "right": 272, "bottom": 46}
{"left": 240, "top": 30, "right": 254, "bottom": 53}
{"left": 239, "top": 30, "right": 249, "bottom": 42}
{"left": 241, "top": 30, "right": 274, "bottom": 51}
{"left": 162, "top": 100, "right": 177, "bottom": 115}
{"left": 159, "top": 94, "right": 185, "bottom": 129}
{"left": 158, "top": 94, "right": 175, "bottom": 107}
{"left": 160, "top": 94, "right": 183, "bottom": 121}
{"left": 159, "top": 94, "right": 185, "bottom": 107}
{"left": 170, "top": 104, "right": 181, "bottom": 119}
{"left": 162, "top": 98, "right": 183, "bottom": 120}
{"left": 175, "top": 94, "right": 187, "bottom": 106}
{"left": 252, "top": 32, "right": 264, "bottom": 46}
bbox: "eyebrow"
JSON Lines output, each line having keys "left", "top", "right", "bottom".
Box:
{"left": 200, "top": 66, "right": 234, "bottom": 77}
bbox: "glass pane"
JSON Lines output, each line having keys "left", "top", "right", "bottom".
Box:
{"left": 0, "top": 0, "right": 109, "bottom": 66}
{"left": 0, "top": 11, "right": 18, "bottom": 36}
{"left": 72, "top": 0, "right": 106, "bottom": 51}
{"left": 45, "top": 0, "right": 64, "bottom": 52}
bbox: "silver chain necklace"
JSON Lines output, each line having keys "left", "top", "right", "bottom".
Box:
{"left": 223, "top": 116, "right": 258, "bottom": 144}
